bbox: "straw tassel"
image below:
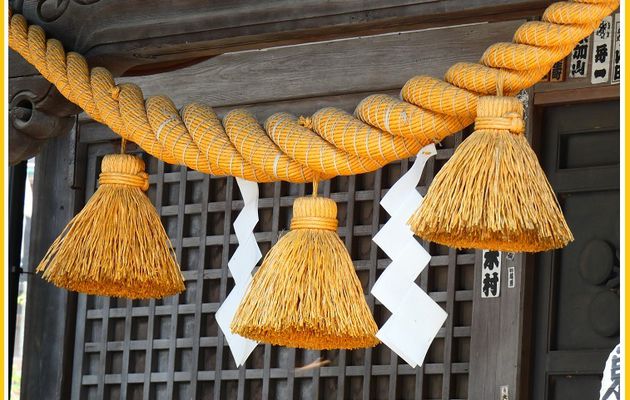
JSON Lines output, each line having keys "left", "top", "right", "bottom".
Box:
{"left": 408, "top": 96, "right": 573, "bottom": 252}
{"left": 36, "top": 154, "right": 185, "bottom": 298}
{"left": 231, "top": 193, "right": 379, "bottom": 349}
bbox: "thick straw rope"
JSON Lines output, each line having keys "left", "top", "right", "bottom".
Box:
{"left": 8, "top": 1, "right": 617, "bottom": 182}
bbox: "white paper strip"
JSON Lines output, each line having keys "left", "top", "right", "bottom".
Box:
{"left": 215, "top": 178, "right": 261, "bottom": 366}
{"left": 371, "top": 144, "right": 447, "bottom": 367}
{"left": 599, "top": 343, "right": 621, "bottom": 399}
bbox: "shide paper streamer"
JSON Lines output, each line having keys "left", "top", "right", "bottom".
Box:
{"left": 217, "top": 149, "right": 447, "bottom": 366}
{"left": 215, "top": 178, "right": 261, "bottom": 366}
{"left": 372, "top": 144, "right": 447, "bottom": 367}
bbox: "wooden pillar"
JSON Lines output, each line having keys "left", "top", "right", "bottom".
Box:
{"left": 469, "top": 251, "right": 528, "bottom": 400}
{"left": 20, "top": 126, "right": 83, "bottom": 400}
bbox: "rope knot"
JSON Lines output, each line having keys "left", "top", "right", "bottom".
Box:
{"left": 98, "top": 154, "right": 149, "bottom": 191}
{"left": 298, "top": 116, "right": 313, "bottom": 130}
{"left": 475, "top": 96, "right": 525, "bottom": 135}
{"left": 290, "top": 196, "right": 338, "bottom": 231}
{"left": 474, "top": 113, "right": 525, "bottom": 134}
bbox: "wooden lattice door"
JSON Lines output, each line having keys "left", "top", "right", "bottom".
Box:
{"left": 70, "top": 129, "right": 476, "bottom": 400}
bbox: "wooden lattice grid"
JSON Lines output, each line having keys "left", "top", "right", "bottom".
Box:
{"left": 71, "top": 130, "right": 474, "bottom": 400}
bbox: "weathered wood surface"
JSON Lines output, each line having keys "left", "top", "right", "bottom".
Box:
{"left": 9, "top": 49, "right": 38, "bottom": 78}
{"left": 14, "top": 0, "right": 548, "bottom": 75}
{"left": 21, "top": 131, "right": 84, "bottom": 400}
{"left": 534, "top": 84, "right": 620, "bottom": 105}
{"left": 9, "top": 70, "right": 80, "bottom": 163}
{"left": 122, "top": 20, "right": 523, "bottom": 109}
{"left": 468, "top": 252, "right": 528, "bottom": 400}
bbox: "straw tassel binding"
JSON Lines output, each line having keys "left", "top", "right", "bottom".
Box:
{"left": 36, "top": 153, "right": 185, "bottom": 298}
{"left": 231, "top": 190, "right": 379, "bottom": 349}
{"left": 408, "top": 95, "right": 573, "bottom": 252}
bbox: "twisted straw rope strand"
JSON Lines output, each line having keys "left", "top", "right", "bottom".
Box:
{"left": 8, "top": 0, "right": 618, "bottom": 182}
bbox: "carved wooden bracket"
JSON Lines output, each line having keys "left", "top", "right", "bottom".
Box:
{"left": 9, "top": 62, "right": 80, "bottom": 164}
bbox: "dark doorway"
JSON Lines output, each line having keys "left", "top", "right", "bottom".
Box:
{"left": 530, "top": 100, "right": 620, "bottom": 399}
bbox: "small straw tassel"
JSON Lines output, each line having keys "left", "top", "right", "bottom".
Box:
{"left": 408, "top": 96, "right": 573, "bottom": 252}
{"left": 36, "top": 154, "right": 185, "bottom": 298}
{"left": 231, "top": 195, "right": 379, "bottom": 349}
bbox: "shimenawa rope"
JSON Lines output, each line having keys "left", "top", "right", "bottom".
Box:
{"left": 7, "top": 1, "right": 618, "bottom": 183}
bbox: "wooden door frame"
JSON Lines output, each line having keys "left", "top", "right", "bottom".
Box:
{"left": 20, "top": 125, "right": 87, "bottom": 400}
{"left": 519, "top": 84, "right": 620, "bottom": 400}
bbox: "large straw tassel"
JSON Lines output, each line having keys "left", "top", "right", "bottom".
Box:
{"left": 36, "top": 154, "right": 185, "bottom": 298}
{"left": 408, "top": 96, "right": 573, "bottom": 252}
{"left": 231, "top": 195, "right": 379, "bottom": 349}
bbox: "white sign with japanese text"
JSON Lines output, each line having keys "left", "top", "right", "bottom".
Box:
{"left": 612, "top": 13, "right": 621, "bottom": 84}
{"left": 481, "top": 250, "right": 501, "bottom": 298}
{"left": 591, "top": 16, "right": 613, "bottom": 84}
{"left": 569, "top": 37, "right": 590, "bottom": 78}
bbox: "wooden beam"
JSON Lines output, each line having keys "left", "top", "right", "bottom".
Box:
{"left": 122, "top": 20, "right": 523, "bottom": 108}
{"left": 9, "top": 49, "right": 38, "bottom": 78}
{"left": 534, "top": 84, "right": 620, "bottom": 105}
{"left": 18, "top": 0, "right": 547, "bottom": 75}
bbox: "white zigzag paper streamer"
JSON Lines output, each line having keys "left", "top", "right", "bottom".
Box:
{"left": 215, "top": 178, "right": 261, "bottom": 367}
{"left": 371, "top": 144, "right": 448, "bottom": 367}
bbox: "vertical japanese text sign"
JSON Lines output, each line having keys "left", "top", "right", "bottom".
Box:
{"left": 549, "top": 59, "right": 566, "bottom": 82}
{"left": 591, "top": 16, "right": 613, "bottom": 84}
{"left": 569, "top": 37, "right": 590, "bottom": 78}
{"left": 611, "top": 13, "right": 621, "bottom": 84}
{"left": 481, "top": 250, "right": 501, "bottom": 298}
